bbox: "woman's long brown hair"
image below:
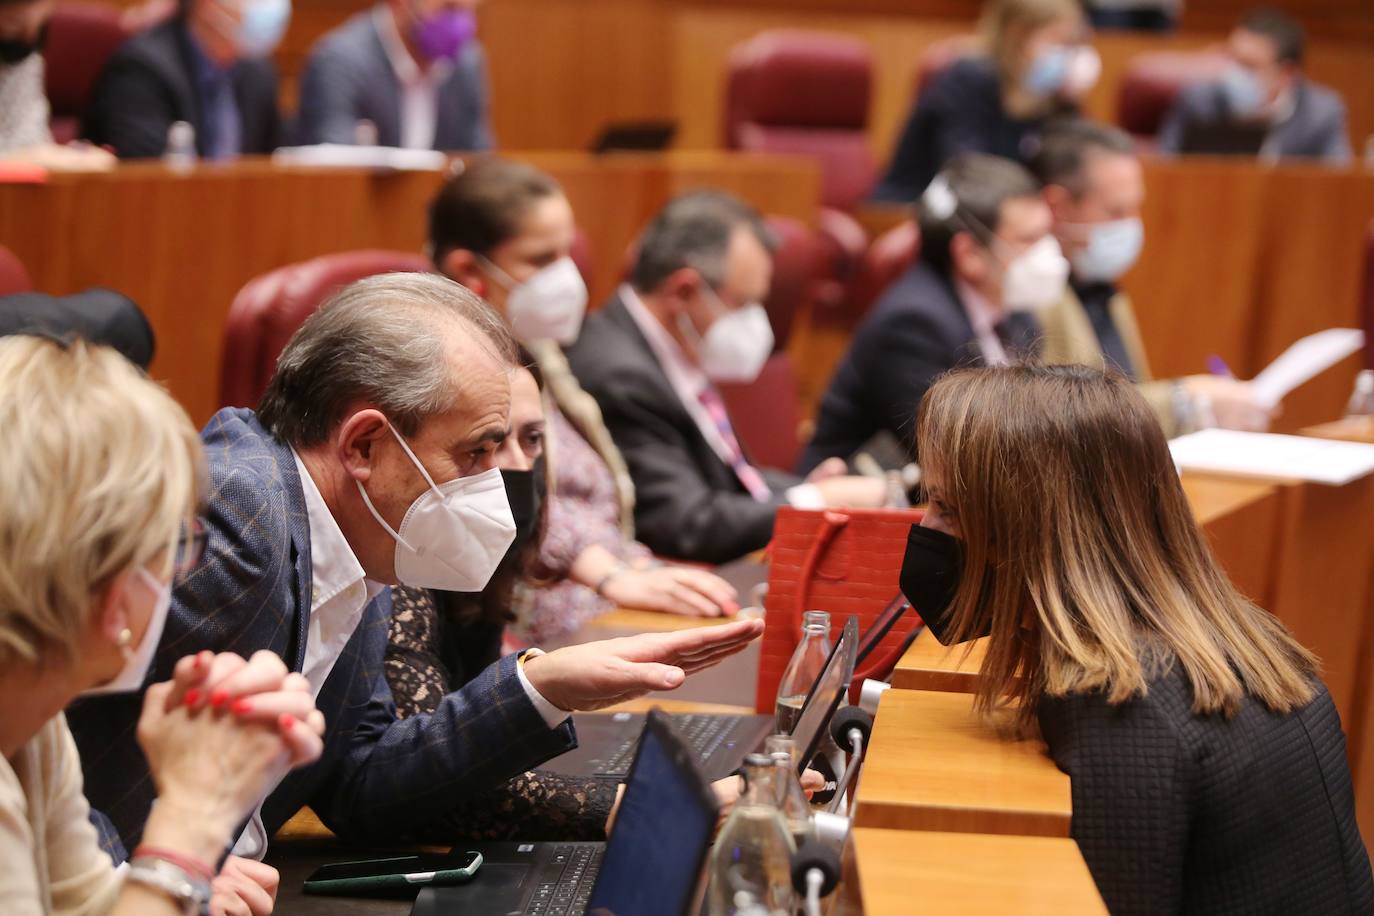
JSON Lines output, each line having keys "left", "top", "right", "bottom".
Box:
{"left": 916, "top": 365, "right": 1317, "bottom": 730}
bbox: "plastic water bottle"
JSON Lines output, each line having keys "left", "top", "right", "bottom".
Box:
{"left": 765, "top": 734, "right": 814, "bottom": 843}
{"left": 775, "top": 611, "right": 831, "bottom": 734}
{"left": 708, "top": 754, "right": 797, "bottom": 916}
{"left": 163, "top": 121, "right": 196, "bottom": 172}
{"left": 1345, "top": 370, "right": 1374, "bottom": 418}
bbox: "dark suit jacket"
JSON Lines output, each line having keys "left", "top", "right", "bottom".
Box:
{"left": 296, "top": 10, "right": 492, "bottom": 151}
{"left": 565, "top": 295, "right": 799, "bottom": 564}
{"left": 82, "top": 19, "right": 281, "bottom": 160}
{"left": 1040, "top": 667, "right": 1374, "bottom": 914}
{"left": 799, "top": 260, "right": 1039, "bottom": 473}
{"left": 1157, "top": 77, "right": 1352, "bottom": 163}
{"left": 871, "top": 56, "right": 1050, "bottom": 203}
{"left": 66, "top": 409, "right": 576, "bottom": 859}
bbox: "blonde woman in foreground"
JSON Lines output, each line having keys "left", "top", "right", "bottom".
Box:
{"left": 0, "top": 335, "right": 324, "bottom": 916}
{"left": 899, "top": 364, "right": 1373, "bottom": 914}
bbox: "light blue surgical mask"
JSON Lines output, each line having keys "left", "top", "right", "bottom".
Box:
{"left": 1070, "top": 217, "right": 1144, "bottom": 283}
{"left": 238, "top": 0, "right": 291, "bottom": 59}
{"left": 1220, "top": 65, "right": 1265, "bottom": 118}
{"left": 1022, "top": 46, "right": 1072, "bottom": 98}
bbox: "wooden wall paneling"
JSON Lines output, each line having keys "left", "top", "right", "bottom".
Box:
{"left": 1246, "top": 167, "right": 1374, "bottom": 432}
{"left": 1121, "top": 158, "right": 1269, "bottom": 380}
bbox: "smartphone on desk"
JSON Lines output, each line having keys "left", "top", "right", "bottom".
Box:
{"left": 303, "top": 851, "right": 482, "bottom": 896}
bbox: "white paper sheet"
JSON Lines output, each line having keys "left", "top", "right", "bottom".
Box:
{"left": 1249, "top": 328, "right": 1365, "bottom": 407}
{"left": 271, "top": 144, "right": 448, "bottom": 172}
{"left": 1169, "top": 428, "right": 1374, "bottom": 486}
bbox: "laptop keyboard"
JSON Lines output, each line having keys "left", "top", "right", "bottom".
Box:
{"left": 595, "top": 714, "right": 736, "bottom": 777}
{"left": 524, "top": 844, "right": 604, "bottom": 916}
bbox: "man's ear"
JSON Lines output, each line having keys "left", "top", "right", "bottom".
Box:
{"left": 949, "top": 231, "right": 988, "bottom": 284}
{"left": 441, "top": 249, "right": 488, "bottom": 300}
{"left": 1041, "top": 183, "right": 1073, "bottom": 221}
{"left": 335, "top": 408, "right": 390, "bottom": 484}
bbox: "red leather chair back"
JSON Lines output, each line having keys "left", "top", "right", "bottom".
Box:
{"left": 220, "top": 250, "right": 430, "bottom": 409}
{"left": 43, "top": 2, "right": 134, "bottom": 144}
{"left": 724, "top": 30, "right": 874, "bottom": 211}
{"left": 846, "top": 220, "right": 921, "bottom": 324}
{"left": 912, "top": 34, "right": 980, "bottom": 102}
{"left": 1362, "top": 220, "right": 1374, "bottom": 371}
{"left": 1117, "top": 48, "right": 1231, "bottom": 139}
{"left": 0, "top": 245, "right": 32, "bottom": 296}
{"left": 719, "top": 352, "right": 804, "bottom": 473}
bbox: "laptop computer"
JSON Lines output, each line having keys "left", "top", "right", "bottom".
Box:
{"left": 543, "top": 614, "right": 860, "bottom": 782}
{"left": 1178, "top": 119, "right": 1268, "bottom": 156}
{"left": 411, "top": 710, "right": 718, "bottom": 916}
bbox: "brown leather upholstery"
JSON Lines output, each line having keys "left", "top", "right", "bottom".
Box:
{"left": 0, "top": 245, "right": 32, "bottom": 296}
{"left": 219, "top": 250, "right": 430, "bottom": 409}
{"left": 846, "top": 220, "right": 921, "bottom": 325}
{"left": 44, "top": 2, "right": 134, "bottom": 144}
{"left": 719, "top": 352, "right": 804, "bottom": 473}
{"left": 1117, "top": 48, "right": 1231, "bottom": 140}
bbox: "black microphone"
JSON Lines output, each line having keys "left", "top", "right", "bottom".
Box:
{"left": 829, "top": 705, "right": 874, "bottom": 754}
{"left": 791, "top": 836, "right": 842, "bottom": 916}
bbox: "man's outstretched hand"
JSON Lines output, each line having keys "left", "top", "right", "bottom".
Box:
{"left": 522, "top": 618, "right": 765, "bottom": 712}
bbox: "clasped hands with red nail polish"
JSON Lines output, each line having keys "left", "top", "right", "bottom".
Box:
{"left": 165, "top": 649, "right": 325, "bottom": 751}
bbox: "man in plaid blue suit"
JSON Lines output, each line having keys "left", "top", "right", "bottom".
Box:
{"left": 66, "top": 273, "right": 762, "bottom": 865}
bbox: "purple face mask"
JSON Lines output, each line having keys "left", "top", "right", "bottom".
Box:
{"left": 411, "top": 7, "right": 476, "bottom": 63}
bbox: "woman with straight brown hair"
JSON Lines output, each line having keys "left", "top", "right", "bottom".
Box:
{"left": 899, "top": 364, "right": 1373, "bottom": 914}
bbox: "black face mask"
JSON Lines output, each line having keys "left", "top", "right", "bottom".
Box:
{"left": 899, "top": 524, "right": 983, "bottom": 646}
{"left": 499, "top": 457, "right": 545, "bottom": 560}
{"left": 0, "top": 24, "right": 48, "bottom": 65}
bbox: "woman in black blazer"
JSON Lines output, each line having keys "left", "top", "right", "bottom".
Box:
{"left": 900, "top": 364, "right": 1374, "bottom": 914}
{"left": 872, "top": 0, "right": 1095, "bottom": 202}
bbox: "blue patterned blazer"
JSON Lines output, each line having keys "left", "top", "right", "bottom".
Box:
{"left": 66, "top": 408, "right": 577, "bottom": 860}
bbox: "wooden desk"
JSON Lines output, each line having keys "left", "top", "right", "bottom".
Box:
{"left": 853, "top": 828, "right": 1106, "bottom": 915}
{"left": 0, "top": 152, "right": 820, "bottom": 427}
{"left": 853, "top": 689, "right": 1071, "bottom": 836}
{"left": 890, "top": 475, "right": 1280, "bottom": 693}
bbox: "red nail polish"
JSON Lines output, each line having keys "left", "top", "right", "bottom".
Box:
{"left": 230, "top": 699, "right": 252, "bottom": 715}
{"left": 209, "top": 690, "right": 228, "bottom": 708}
{"left": 183, "top": 689, "right": 200, "bottom": 707}
{"left": 192, "top": 654, "right": 206, "bottom": 671}
{"left": 278, "top": 713, "right": 295, "bottom": 731}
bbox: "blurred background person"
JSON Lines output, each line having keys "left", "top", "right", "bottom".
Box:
{"left": 1032, "top": 118, "right": 1274, "bottom": 433}
{"left": 568, "top": 190, "right": 887, "bottom": 564}
{"left": 871, "top": 0, "right": 1097, "bottom": 203}
{"left": 802, "top": 154, "right": 1063, "bottom": 472}
{"left": 907, "top": 363, "right": 1372, "bottom": 914}
{"left": 0, "top": 0, "right": 114, "bottom": 168}
{"left": 297, "top": 0, "right": 490, "bottom": 150}
{"left": 1157, "top": 7, "right": 1350, "bottom": 163}
{"left": 82, "top": 0, "right": 287, "bottom": 159}
{"left": 0, "top": 334, "right": 324, "bottom": 916}
{"left": 429, "top": 158, "right": 739, "bottom": 637}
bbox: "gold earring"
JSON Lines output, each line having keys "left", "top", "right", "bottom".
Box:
{"left": 116, "top": 628, "right": 133, "bottom": 648}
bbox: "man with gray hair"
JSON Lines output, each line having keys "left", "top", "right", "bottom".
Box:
{"left": 67, "top": 272, "right": 764, "bottom": 867}
{"left": 567, "top": 191, "right": 885, "bottom": 564}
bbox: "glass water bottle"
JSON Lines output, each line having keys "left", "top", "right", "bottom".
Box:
{"left": 775, "top": 610, "right": 831, "bottom": 734}
{"left": 707, "top": 754, "right": 797, "bottom": 916}
{"left": 765, "top": 734, "right": 813, "bottom": 843}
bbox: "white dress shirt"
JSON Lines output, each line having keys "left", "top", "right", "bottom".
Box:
{"left": 372, "top": 5, "right": 452, "bottom": 150}
{"left": 232, "top": 450, "right": 564, "bottom": 859}
{"left": 619, "top": 285, "right": 823, "bottom": 508}
{"left": 955, "top": 278, "right": 1011, "bottom": 367}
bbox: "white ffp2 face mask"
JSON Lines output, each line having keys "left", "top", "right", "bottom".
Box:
{"left": 504, "top": 256, "right": 589, "bottom": 345}
{"left": 681, "top": 285, "right": 775, "bottom": 384}
{"left": 1001, "top": 236, "right": 1070, "bottom": 314}
{"left": 80, "top": 568, "right": 172, "bottom": 697}
{"left": 357, "top": 424, "right": 516, "bottom": 591}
